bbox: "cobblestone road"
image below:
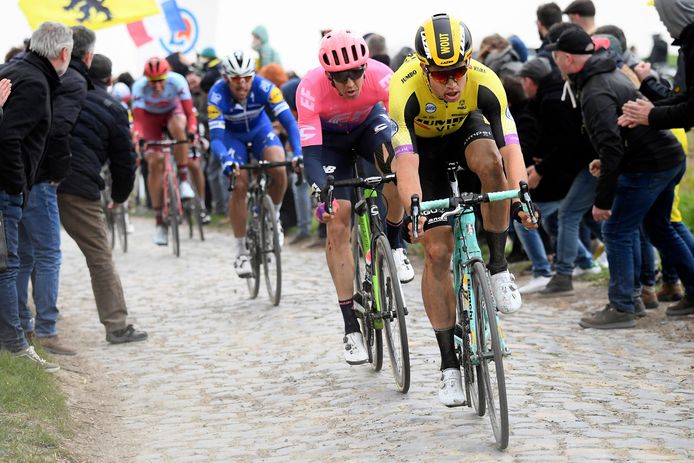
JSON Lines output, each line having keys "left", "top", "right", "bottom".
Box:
{"left": 57, "top": 217, "right": 693, "bottom": 462}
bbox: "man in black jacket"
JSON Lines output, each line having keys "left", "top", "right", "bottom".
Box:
{"left": 513, "top": 57, "right": 599, "bottom": 295}
{"left": 620, "top": 0, "right": 694, "bottom": 131}
{"left": 58, "top": 54, "right": 147, "bottom": 345}
{"left": 550, "top": 28, "right": 694, "bottom": 328}
{"left": 0, "top": 21, "right": 72, "bottom": 371}
{"left": 16, "top": 25, "right": 95, "bottom": 356}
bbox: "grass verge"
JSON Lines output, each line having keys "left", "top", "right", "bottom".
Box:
{"left": 0, "top": 350, "right": 72, "bottom": 462}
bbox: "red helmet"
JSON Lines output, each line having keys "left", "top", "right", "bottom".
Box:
{"left": 318, "top": 30, "right": 369, "bottom": 72}
{"left": 144, "top": 57, "right": 170, "bottom": 80}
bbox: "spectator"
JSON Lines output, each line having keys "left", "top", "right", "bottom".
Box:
{"left": 478, "top": 33, "right": 523, "bottom": 76}
{"left": 0, "top": 21, "right": 73, "bottom": 371}
{"left": 536, "top": 3, "right": 563, "bottom": 58}
{"left": 593, "top": 24, "right": 639, "bottom": 68}
{"left": 620, "top": 0, "right": 694, "bottom": 131}
{"left": 563, "top": 0, "right": 597, "bottom": 34}
{"left": 116, "top": 71, "right": 134, "bottom": 89}
{"left": 252, "top": 25, "right": 281, "bottom": 68}
{"left": 508, "top": 35, "right": 529, "bottom": 62}
{"left": 17, "top": 25, "right": 95, "bottom": 357}
{"left": 366, "top": 34, "right": 390, "bottom": 67}
{"left": 391, "top": 46, "right": 413, "bottom": 72}
{"left": 549, "top": 28, "right": 694, "bottom": 328}
{"left": 648, "top": 33, "right": 669, "bottom": 67}
{"left": 58, "top": 54, "right": 148, "bottom": 344}
{"left": 281, "top": 76, "right": 313, "bottom": 245}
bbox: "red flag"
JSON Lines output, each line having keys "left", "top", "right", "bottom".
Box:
{"left": 127, "top": 21, "right": 153, "bottom": 47}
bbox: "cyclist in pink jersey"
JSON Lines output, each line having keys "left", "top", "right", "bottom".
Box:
{"left": 297, "top": 30, "right": 412, "bottom": 366}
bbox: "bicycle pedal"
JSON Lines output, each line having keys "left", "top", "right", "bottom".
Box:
{"left": 502, "top": 347, "right": 512, "bottom": 356}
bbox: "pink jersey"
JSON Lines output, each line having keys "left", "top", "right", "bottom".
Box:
{"left": 297, "top": 58, "right": 393, "bottom": 147}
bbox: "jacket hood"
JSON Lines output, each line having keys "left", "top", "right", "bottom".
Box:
{"left": 655, "top": 0, "right": 694, "bottom": 40}
{"left": 569, "top": 50, "right": 617, "bottom": 89}
{"left": 252, "top": 25, "right": 269, "bottom": 44}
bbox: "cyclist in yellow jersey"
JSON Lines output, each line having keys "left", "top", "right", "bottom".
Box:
{"left": 389, "top": 13, "right": 537, "bottom": 407}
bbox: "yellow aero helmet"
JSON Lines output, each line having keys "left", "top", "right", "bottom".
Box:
{"left": 415, "top": 13, "right": 473, "bottom": 67}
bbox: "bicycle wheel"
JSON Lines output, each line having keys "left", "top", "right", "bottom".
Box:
{"left": 472, "top": 261, "right": 509, "bottom": 449}
{"left": 167, "top": 175, "right": 180, "bottom": 258}
{"left": 245, "top": 196, "right": 261, "bottom": 299}
{"left": 458, "top": 262, "right": 485, "bottom": 416}
{"left": 193, "top": 195, "right": 205, "bottom": 241}
{"left": 183, "top": 199, "right": 194, "bottom": 239}
{"left": 115, "top": 206, "right": 128, "bottom": 253}
{"left": 261, "top": 194, "right": 281, "bottom": 306}
{"left": 373, "top": 234, "right": 410, "bottom": 393}
{"left": 352, "top": 218, "right": 382, "bottom": 371}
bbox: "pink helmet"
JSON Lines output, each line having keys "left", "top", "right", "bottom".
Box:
{"left": 318, "top": 30, "right": 369, "bottom": 72}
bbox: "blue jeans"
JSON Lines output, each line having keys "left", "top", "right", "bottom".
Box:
{"left": 291, "top": 173, "right": 312, "bottom": 236}
{"left": 0, "top": 191, "right": 29, "bottom": 352}
{"left": 16, "top": 183, "right": 61, "bottom": 337}
{"left": 555, "top": 168, "right": 598, "bottom": 276}
{"left": 662, "top": 221, "right": 694, "bottom": 284}
{"left": 514, "top": 201, "right": 560, "bottom": 277}
{"left": 603, "top": 161, "right": 694, "bottom": 313}
{"left": 639, "top": 227, "right": 657, "bottom": 288}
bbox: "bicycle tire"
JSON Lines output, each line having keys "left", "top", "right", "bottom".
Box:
{"left": 261, "top": 194, "right": 281, "bottom": 306}
{"left": 472, "top": 261, "right": 509, "bottom": 449}
{"left": 458, "top": 262, "right": 485, "bottom": 416}
{"left": 167, "top": 175, "right": 180, "bottom": 258}
{"left": 184, "top": 199, "right": 194, "bottom": 239}
{"left": 373, "top": 235, "right": 410, "bottom": 393}
{"left": 351, "top": 218, "right": 382, "bottom": 370}
{"left": 245, "top": 196, "right": 261, "bottom": 299}
{"left": 116, "top": 206, "right": 128, "bottom": 253}
{"left": 193, "top": 196, "right": 205, "bottom": 241}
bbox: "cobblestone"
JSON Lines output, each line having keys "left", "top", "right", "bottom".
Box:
{"left": 56, "top": 218, "right": 693, "bottom": 462}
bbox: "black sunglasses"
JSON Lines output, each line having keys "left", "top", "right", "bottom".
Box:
{"left": 329, "top": 66, "right": 366, "bottom": 83}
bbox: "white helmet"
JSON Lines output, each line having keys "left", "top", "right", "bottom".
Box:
{"left": 222, "top": 50, "right": 255, "bottom": 77}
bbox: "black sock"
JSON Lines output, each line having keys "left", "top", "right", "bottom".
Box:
{"left": 435, "top": 327, "right": 459, "bottom": 370}
{"left": 486, "top": 230, "right": 509, "bottom": 275}
{"left": 386, "top": 218, "right": 404, "bottom": 250}
{"left": 339, "top": 299, "right": 360, "bottom": 335}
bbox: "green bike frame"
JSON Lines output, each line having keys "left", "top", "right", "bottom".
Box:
{"left": 354, "top": 186, "right": 384, "bottom": 329}
{"left": 420, "top": 189, "right": 519, "bottom": 362}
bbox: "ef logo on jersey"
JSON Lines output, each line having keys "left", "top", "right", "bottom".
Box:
{"left": 300, "top": 126, "right": 316, "bottom": 141}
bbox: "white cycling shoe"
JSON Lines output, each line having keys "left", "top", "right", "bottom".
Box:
{"left": 392, "top": 248, "right": 415, "bottom": 283}
{"left": 343, "top": 332, "right": 368, "bottom": 365}
{"left": 179, "top": 180, "right": 195, "bottom": 200}
{"left": 491, "top": 270, "right": 522, "bottom": 314}
{"left": 234, "top": 254, "right": 252, "bottom": 278}
{"left": 439, "top": 368, "right": 466, "bottom": 407}
{"left": 152, "top": 224, "right": 168, "bottom": 246}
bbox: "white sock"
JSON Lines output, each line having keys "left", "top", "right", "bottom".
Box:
{"left": 274, "top": 203, "right": 281, "bottom": 222}
{"left": 235, "top": 237, "right": 245, "bottom": 256}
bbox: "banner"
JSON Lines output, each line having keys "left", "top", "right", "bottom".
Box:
{"left": 19, "top": 0, "right": 160, "bottom": 31}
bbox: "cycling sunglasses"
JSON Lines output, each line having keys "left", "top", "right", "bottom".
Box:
{"left": 426, "top": 66, "right": 468, "bottom": 84}
{"left": 230, "top": 75, "right": 253, "bottom": 83}
{"left": 329, "top": 66, "right": 366, "bottom": 83}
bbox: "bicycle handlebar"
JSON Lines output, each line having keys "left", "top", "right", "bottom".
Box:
{"left": 408, "top": 181, "right": 538, "bottom": 236}
{"left": 323, "top": 173, "right": 396, "bottom": 214}
{"left": 227, "top": 159, "right": 303, "bottom": 192}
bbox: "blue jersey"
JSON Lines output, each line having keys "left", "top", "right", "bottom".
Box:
{"left": 208, "top": 75, "right": 302, "bottom": 162}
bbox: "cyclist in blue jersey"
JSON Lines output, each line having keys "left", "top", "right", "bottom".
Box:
{"left": 208, "top": 50, "right": 302, "bottom": 277}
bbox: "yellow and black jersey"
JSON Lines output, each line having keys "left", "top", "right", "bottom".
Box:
{"left": 389, "top": 55, "right": 519, "bottom": 155}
